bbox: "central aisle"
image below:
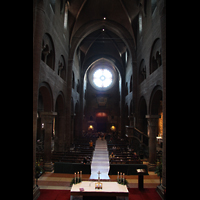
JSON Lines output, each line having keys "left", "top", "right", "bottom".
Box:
{"left": 89, "top": 138, "right": 110, "bottom": 180}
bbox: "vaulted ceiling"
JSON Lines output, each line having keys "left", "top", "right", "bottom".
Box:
{"left": 68, "top": 0, "right": 143, "bottom": 72}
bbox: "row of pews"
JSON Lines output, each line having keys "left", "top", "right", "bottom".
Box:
{"left": 36, "top": 138, "right": 94, "bottom": 164}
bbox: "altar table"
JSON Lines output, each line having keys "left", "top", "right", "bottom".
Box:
{"left": 70, "top": 181, "right": 129, "bottom": 200}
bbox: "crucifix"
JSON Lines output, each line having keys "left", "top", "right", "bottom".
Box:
{"left": 98, "top": 171, "right": 101, "bottom": 182}
{"left": 95, "top": 171, "right": 102, "bottom": 189}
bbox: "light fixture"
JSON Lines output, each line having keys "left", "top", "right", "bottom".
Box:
{"left": 88, "top": 125, "right": 94, "bottom": 130}
{"left": 102, "top": 29, "right": 105, "bottom": 32}
{"left": 103, "top": 17, "right": 106, "bottom": 20}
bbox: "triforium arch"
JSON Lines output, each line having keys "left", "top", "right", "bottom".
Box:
{"left": 41, "top": 33, "right": 55, "bottom": 70}
{"left": 149, "top": 38, "right": 162, "bottom": 74}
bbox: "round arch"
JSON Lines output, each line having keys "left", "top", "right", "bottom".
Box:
{"left": 38, "top": 82, "right": 53, "bottom": 112}
{"left": 55, "top": 92, "right": 65, "bottom": 115}
{"left": 149, "top": 38, "right": 161, "bottom": 74}
{"left": 149, "top": 85, "right": 162, "bottom": 115}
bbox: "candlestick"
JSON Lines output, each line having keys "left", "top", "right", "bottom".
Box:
{"left": 120, "top": 172, "right": 122, "bottom": 182}
{"left": 77, "top": 172, "right": 79, "bottom": 182}
{"left": 123, "top": 173, "right": 125, "bottom": 184}
{"left": 80, "top": 171, "right": 82, "bottom": 181}
{"left": 117, "top": 171, "right": 119, "bottom": 181}
{"left": 74, "top": 172, "right": 76, "bottom": 184}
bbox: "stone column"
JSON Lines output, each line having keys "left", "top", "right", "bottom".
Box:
{"left": 157, "top": 1, "right": 166, "bottom": 198}
{"left": 71, "top": 114, "right": 75, "bottom": 144}
{"left": 120, "top": 74, "right": 126, "bottom": 138}
{"left": 129, "top": 115, "right": 134, "bottom": 126}
{"left": 146, "top": 115, "right": 160, "bottom": 170}
{"left": 40, "top": 112, "right": 57, "bottom": 171}
{"left": 33, "top": 0, "right": 45, "bottom": 199}
{"left": 55, "top": 115, "right": 66, "bottom": 152}
{"left": 65, "top": 59, "right": 73, "bottom": 151}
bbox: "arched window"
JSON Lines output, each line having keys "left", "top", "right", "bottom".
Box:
{"left": 50, "top": 0, "right": 56, "bottom": 13}
{"left": 151, "top": 0, "right": 157, "bottom": 14}
{"left": 125, "top": 82, "right": 128, "bottom": 96}
{"left": 130, "top": 75, "right": 133, "bottom": 92}
{"left": 139, "top": 13, "right": 142, "bottom": 34}
{"left": 72, "top": 71, "right": 75, "bottom": 89}
{"left": 139, "top": 59, "right": 146, "bottom": 84}
{"left": 77, "top": 79, "right": 80, "bottom": 93}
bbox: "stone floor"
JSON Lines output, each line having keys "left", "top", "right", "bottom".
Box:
{"left": 37, "top": 171, "right": 161, "bottom": 190}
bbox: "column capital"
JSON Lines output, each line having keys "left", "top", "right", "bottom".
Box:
{"left": 40, "top": 111, "right": 57, "bottom": 116}
{"left": 145, "top": 115, "right": 161, "bottom": 119}
{"left": 40, "top": 112, "right": 57, "bottom": 122}
{"left": 145, "top": 115, "right": 160, "bottom": 127}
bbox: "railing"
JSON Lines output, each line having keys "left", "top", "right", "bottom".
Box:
{"left": 125, "top": 126, "right": 149, "bottom": 146}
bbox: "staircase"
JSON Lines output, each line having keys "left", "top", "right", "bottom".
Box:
{"left": 89, "top": 138, "right": 110, "bottom": 180}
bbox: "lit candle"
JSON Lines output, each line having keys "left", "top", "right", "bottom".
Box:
{"left": 77, "top": 172, "right": 79, "bottom": 182}
{"left": 80, "top": 171, "right": 82, "bottom": 181}
{"left": 117, "top": 171, "right": 119, "bottom": 181}
{"left": 123, "top": 173, "right": 125, "bottom": 184}
{"left": 74, "top": 172, "right": 76, "bottom": 184}
{"left": 120, "top": 172, "right": 122, "bottom": 181}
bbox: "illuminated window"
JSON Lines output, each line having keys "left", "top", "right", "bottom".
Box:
{"left": 93, "top": 69, "right": 112, "bottom": 88}
{"left": 139, "top": 14, "right": 142, "bottom": 33}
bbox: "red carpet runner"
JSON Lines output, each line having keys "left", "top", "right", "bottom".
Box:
{"left": 38, "top": 188, "right": 161, "bottom": 200}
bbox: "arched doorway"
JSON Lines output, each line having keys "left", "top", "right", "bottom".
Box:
{"left": 37, "top": 82, "right": 54, "bottom": 147}
{"left": 96, "top": 112, "right": 108, "bottom": 132}
{"left": 38, "top": 82, "right": 56, "bottom": 171}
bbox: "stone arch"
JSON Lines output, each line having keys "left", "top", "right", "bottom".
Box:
{"left": 41, "top": 33, "right": 55, "bottom": 70}
{"left": 38, "top": 82, "right": 53, "bottom": 112}
{"left": 55, "top": 92, "right": 65, "bottom": 115}
{"left": 149, "top": 85, "right": 162, "bottom": 115}
{"left": 58, "top": 55, "right": 66, "bottom": 81}
{"left": 149, "top": 38, "right": 161, "bottom": 74}
{"left": 69, "top": 20, "right": 136, "bottom": 59}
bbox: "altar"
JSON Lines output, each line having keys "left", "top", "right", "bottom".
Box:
{"left": 70, "top": 181, "right": 129, "bottom": 200}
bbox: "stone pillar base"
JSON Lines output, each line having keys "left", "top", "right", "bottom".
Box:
{"left": 156, "top": 184, "right": 166, "bottom": 200}
{"left": 33, "top": 186, "right": 40, "bottom": 200}
{"left": 44, "top": 162, "right": 54, "bottom": 172}
{"left": 148, "top": 163, "right": 156, "bottom": 171}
